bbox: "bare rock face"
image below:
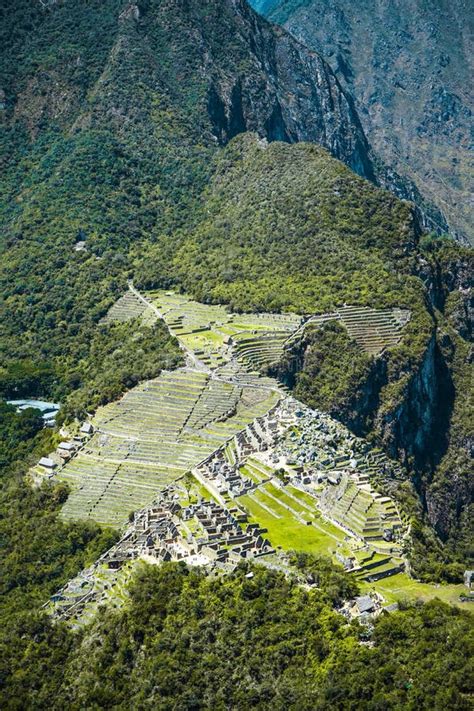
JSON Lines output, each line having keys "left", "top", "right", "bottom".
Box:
{"left": 205, "top": 0, "right": 374, "bottom": 180}
{"left": 199, "top": 0, "right": 446, "bottom": 229}
{"left": 119, "top": 3, "right": 141, "bottom": 21}
{"left": 253, "top": 0, "right": 473, "bottom": 245}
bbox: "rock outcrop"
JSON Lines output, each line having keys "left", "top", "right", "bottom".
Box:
{"left": 203, "top": 0, "right": 374, "bottom": 179}
{"left": 253, "top": 0, "right": 473, "bottom": 244}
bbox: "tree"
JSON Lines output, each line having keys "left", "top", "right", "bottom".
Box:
{"left": 183, "top": 471, "right": 195, "bottom": 503}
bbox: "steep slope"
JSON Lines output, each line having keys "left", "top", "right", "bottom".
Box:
{"left": 1, "top": 0, "right": 373, "bottom": 175}
{"left": 135, "top": 134, "right": 473, "bottom": 574}
{"left": 252, "top": 0, "right": 473, "bottom": 244}
{"left": 1, "top": 0, "right": 447, "bottom": 240}
{"left": 0, "top": 0, "right": 471, "bottom": 574}
{"left": 0, "top": 0, "right": 385, "bottom": 409}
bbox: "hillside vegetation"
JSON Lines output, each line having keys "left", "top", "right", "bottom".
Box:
{"left": 2, "top": 559, "right": 473, "bottom": 710}
{"left": 0, "top": 0, "right": 471, "bottom": 572}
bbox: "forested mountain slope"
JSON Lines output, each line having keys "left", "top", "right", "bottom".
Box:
{"left": 137, "top": 134, "right": 473, "bottom": 572}
{"left": 251, "top": 0, "right": 474, "bottom": 245}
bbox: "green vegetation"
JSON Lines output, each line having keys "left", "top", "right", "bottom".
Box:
{"left": 60, "top": 319, "right": 183, "bottom": 422}
{"left": 359, "top": 572, "right": 467, "bottom": 607}
{"left": 145, "top": 137, "right": 427, "bottom": 318}
{"left": 240, "top": 489, "right": 345, "bottom": 555}
{"left": 292, "top": 321, "right": 374, "bottom": 430}
{"left": 0, "top": 401, "right": 117, "bottom": 706}
{"left": 3, "top": 562, "right": 472, "bottom": 709}
{"left": 0, "top": 2, "right": 472, "bottom": 705}
{"left": 0, "top": 401, "right": 51, "bottom": 475}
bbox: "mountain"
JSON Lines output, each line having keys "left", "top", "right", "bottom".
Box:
{"left": 1, "top": 0, "right": 450, "bottom": 235}
{"left": 251, "top": 0, "right": 474, "bottom": 245}
{"left": 1, "top": 0, "right": 374, "bottom": 175}
{"left": 136, "top": 133, "right": 473, "bottom": 560}
{"left": 0, "top": 1, "right": 473, "bottom": 707}
{"left": 0, "top": 0, "right": 471, "bottom": 576}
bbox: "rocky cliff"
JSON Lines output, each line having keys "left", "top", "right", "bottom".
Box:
{"left": 284, "top": 311, "right": 471, "bottom": 551}
{"left": 252, "top": 0, "right": 473, "bottom": 245}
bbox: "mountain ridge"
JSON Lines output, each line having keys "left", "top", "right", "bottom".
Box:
{"left": 0, "top": 0, "right": 472, "bottom": 596}
{"left": 251, "top": 0, "right": 473, "bottom": 244}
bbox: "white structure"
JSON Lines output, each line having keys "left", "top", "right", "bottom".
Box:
{"left": 39, "top": 457, "right": 56, "bottom": 470}
{"left": 58, "top": 442, "right": 75, "bottom": 452}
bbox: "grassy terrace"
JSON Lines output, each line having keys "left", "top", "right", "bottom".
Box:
{"left": 240, "top": 484, "right": 346, "bottom": 556}
{"left": 240, "top": 486, "right": 467, "bottom": 605}
{"left": 147, "top": 289, "right": 301, "bottom": 370}
{"left": 307, "top": 306, "right": 410, "bottom": 355}
{"left": 100, "top": 291, "right": 152, "bottom": 324}
{"left": 58, "top": 455, "right": 181, "bottom": 526}
{"left": 360, "top": 573, "right": 468, "bottom": 607}
{"left": 240, "top": 458, "right": 273, "bottom": 484}
{"left": 59, "top": 359, "right": 280, "bottom": 526}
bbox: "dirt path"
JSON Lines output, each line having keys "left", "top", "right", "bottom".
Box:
{"left": 128, "top": 281, "right": 210, "bottom": 372}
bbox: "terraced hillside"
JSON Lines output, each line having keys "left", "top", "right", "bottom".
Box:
{"left": 58, "top": 365, "right": 280, "bottom": 526}
{"left": 304, "top": 306, "right": 411, "bottom": 355}
{"left": 55, "top": 289, "right": 415, "bottom": 527}
{"left": 232, "top": 329, "right": 294, "bottom": 371}
{"left": 99, "top": 291, "right": 153, "bottom": 325}
{"left": 57, "top": 287, "right": 305, "bottom": 526}
{"left": 148, "top": 289, "right": 301, "bottom": 370}
{"left": 318, "top": 472, "right": 402, "bottom": 544}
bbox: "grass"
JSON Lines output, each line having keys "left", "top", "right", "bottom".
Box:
{"left": 187, "top": 475, "right": 219, "bottom": 503}
{"left": 263, "top": 482, "right": 313, "bottom": 514}
{"left": 180, "top": 331, "right": 225, "bottom": 349}
{"left": 240, "top": 466, "right": 263, "bottom": 484}
{"left": 360, "top": 572, "right": 468, "bottom": 606}
{"left": 239, "top": 492, "right": 344, "bottom": 556}
{"left": 241, "top": 484, "right": 469, "bottom": 608}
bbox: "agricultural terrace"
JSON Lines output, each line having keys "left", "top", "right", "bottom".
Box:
{"left": 301, "top": 306, "right": 411, "bottom": 355}
{"left": 146, "top": 288, "right": 302, "bottom": 371}
{"left": 58, "top": 363, "right": 280, "bottom": 526}
{"left": 49, "top": 287, "right": 465, "bottom": 613}
{"left": 57, "top": 289, "right": 411, "bottom": 535}
{"left": 99, "top": 291, "right": 155, "bottom": 325}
